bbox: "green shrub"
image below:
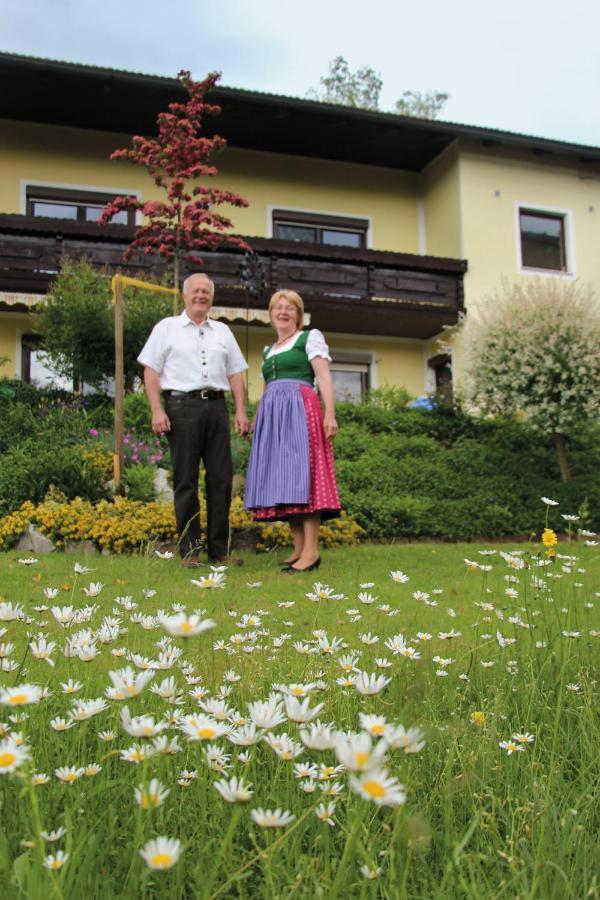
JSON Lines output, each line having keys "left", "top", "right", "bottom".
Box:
{"left": 0, "top": 440, "right": 109, "bottom": 517}
{"left": 122, "top": 464, "right": 156, "bottom": 502}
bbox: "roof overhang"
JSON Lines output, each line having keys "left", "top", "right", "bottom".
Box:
{"left": 2, "top": 53, "right": 600, "bottom": 171}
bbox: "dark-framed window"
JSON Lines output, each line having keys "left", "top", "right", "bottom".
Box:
{"left": 519, "top": 209, "right": 567, "bottom": 272}
{"left": 26, "top": 186, "right": 135, "bottom": 226}
{"left": 330, "top": 350, "right": 372, "bottom": 402}
{"left": 272, "top": 209, "right": 368, "bottom": 249}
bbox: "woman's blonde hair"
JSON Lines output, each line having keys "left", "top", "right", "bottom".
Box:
{"left": 268, "top": 290, "right": 304, "bottom": 328}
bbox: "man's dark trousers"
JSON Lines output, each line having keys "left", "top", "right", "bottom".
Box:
{"left": 164, "top": 393, "right": 232, "bottom": 559}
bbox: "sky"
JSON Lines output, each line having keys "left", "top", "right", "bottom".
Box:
{"left": 2, "top": 0, "right": 600, "bottom": 147}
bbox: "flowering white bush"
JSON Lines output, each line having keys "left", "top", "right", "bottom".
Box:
{"left": 463, "top": 278, "right": 600, "bottom": 480}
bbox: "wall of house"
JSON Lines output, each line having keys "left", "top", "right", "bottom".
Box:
{"left": 422, "top": 142, "right": 462, "bottom": 259}
{"left": 0, "top": 313, "right": 29, "bottom": 377}
{"left": 216, "top": 148, "right": 420, "bottom": 252}
{"left": 0, "top": 120, "right": 421, "bottom": 254}
{"left": 232, "top": 324, "right": 427, "bottom": 402}
{"left": 459, "top": 142, "right": 600, "bottom": 308}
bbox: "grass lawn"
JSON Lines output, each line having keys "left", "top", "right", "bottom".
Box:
{"left": 0, "top": 540, "right": 598, "bottom": 899}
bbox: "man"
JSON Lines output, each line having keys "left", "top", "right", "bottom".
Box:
{"left": 138, "top": 273, "right": 249, "bottom": 567}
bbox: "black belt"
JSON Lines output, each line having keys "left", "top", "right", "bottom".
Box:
{"left": 164, "top": 389, "right": 224, "bottom": 400}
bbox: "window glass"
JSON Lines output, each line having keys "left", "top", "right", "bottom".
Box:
{"left": 520, "top": 212, "right": 565, "bottom": 270}
{"left": 85, "top": 206, "right": 128, "bottom": 224}
{"left": 276, "top": 224, "right": 317, "bottom": 243}
{"left": 322, "top": 229, "right": 361, "bottom": 247}
{"left": 331, "top": 368, "right": 367, "bottom": 402}
{"left": 273, "top": 210, "right": 368, "bottom": 248}
{"left": 27, "top": 187, "right": 135, "bottom": 226}
{"left": 31, "top": 201, "right": 78, "bottom": 219}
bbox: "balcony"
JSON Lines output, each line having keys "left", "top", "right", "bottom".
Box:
{"left": 0, "top": 215, "right": 467, "bottom": 339}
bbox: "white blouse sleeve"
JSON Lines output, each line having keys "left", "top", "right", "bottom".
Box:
{"left": 306, "top": 329, "right": 331, "bottom": 362}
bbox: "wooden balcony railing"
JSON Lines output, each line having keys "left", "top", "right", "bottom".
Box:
{"left": 0, "top": 215, "right": 467, "bottom": 338}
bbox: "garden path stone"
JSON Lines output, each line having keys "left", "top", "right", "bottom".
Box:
{"left": 64, "top": 540, "right": 99, "bottom": 555}
{"left": 154, "top": 467, "right": 174, "bottom": 502}
{"left": 19, "top": 525, "right": 55, "bottom": 554}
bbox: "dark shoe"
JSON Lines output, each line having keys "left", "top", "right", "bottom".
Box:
{"left": 281, "top": 557, "right": 300, "bottom": 572}
{"left": 181, "top": 554, "right": 202, "bottom": 569}
{"left": 283, "top": 557, "right": 321, "bottom": 574}
{"left": 208, "top": 555, "right": 243, "bottom": 566}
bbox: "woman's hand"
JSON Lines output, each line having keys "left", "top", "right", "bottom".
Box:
{"left": 323, "top": 412, "right": 338, "bottom": 441}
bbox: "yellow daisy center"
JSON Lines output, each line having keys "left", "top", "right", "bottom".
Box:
{"left": 198, "top": 727, "right": 216, "bottom": 739}
{"left": 355, "top": 751, "right": 370, "bottom": 767}
{"left": 363, "top": 780, "right": 386, "bottom": 798}
{"left": 49, "top": 859, "right": 64, "bottom": 870}
{"left": 64, "top": 773, "right": 77, "bottom": 781}
{"left": 181, "top": 622, "right": 193, "bottom": 634}
{"left": 9, "top": 694, "right": 27, "bottom": 705}
{"left": 371, "top": 724, "right": 385, "bottom": 735}
{"left": 0, "top": 752, "right": 16, "bottom": 767}
{"left": 151, "top": 853, "right": 173, "bottom": 869}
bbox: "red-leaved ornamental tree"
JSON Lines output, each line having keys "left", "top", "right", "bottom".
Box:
{"left": 99, "top": 70, "right": 249, "bottom": 307}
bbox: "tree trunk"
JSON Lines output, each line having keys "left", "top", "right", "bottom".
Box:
{"left": 553, "top": 432, "right": 571, "bottom": 483}
{"left": 173, "top": 254, "right": 180, "bottom": 315}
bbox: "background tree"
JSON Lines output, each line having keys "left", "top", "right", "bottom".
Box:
{"left": 462, "top": 278, "right": 600, "bottom": 482}
{"left": 395, "top": 90, "right": 449, "bottom": 119}
{"left": 37, "top": 259, "right": 173, "bottom": 390}
{"left": 99, "top": 69, "right": 249, "bottom": 309}
{"left": 307, "top": 56, "right": 449, "bottom": 118}
{"left": 306, "top": 55, "right": 382, "bottom": 110}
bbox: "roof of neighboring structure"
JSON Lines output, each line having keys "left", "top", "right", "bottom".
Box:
{"left": 2, "top": 51, "right": 600, "bottom": 171}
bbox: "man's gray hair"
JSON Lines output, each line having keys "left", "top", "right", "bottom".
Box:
{"left": 182, "top": 273, "right": 215, "bottom": 295}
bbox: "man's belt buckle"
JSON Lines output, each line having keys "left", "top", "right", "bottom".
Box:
{"left": 199, "top": 389, "right": 209, "bottom": 400}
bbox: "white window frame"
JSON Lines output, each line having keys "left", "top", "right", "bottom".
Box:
{"left": 267, "top": 204, "right": 373, "bottom": 249}
{"left": 514, "top": 201, "right": 576, "bottom": 279}
{"left": 21, "top": 180, "right": 142, "bottom": 224}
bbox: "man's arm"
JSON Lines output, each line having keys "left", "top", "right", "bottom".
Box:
{"left": 144, "top": 366, "right": 171, "bottom": 433}
{"left": 228, "top": 371, "right": 249, "bottom": 436}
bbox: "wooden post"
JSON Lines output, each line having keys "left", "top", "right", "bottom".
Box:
{"left": 113, "top": 275, "right": 125, "bottom": 493}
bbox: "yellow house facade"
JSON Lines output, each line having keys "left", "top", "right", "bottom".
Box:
{"left": 1, "top": 53, "right": 599, "bottom": 401}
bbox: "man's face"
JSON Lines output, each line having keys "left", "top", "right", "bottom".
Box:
{"left": 183, "top": 277, "right": 214, "bottom": 323}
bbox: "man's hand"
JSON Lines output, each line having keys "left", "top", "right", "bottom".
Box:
{"left": 152, "top": 409, "right": 171, "bottom": 434}
{"left": 234, "top": 412, "right": 250, "bottom": 436}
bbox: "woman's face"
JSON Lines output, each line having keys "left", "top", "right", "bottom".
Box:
{"left": 271, "top": 298, "right": 299, "bottom": 329}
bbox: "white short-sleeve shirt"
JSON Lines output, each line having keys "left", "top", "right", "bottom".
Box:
{"left": 264, "top": 329, "right": 331, "bottom": 361}
{"left": 138, "top": 312, "right": 248, "bottom": 391}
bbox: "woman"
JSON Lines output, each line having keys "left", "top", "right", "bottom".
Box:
{"left": 244, "top": 289, "right": 341, "bottom": 572}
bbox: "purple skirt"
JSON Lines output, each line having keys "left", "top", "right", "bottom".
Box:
{"left": 244, "top": 380, "right": 311, "bottom": 508}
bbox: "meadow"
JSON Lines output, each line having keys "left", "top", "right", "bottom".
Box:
{"left": 0, "top": 525, "right": 598, "bottom": 899}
